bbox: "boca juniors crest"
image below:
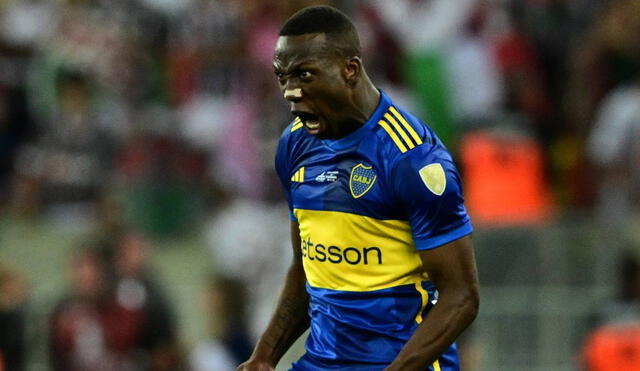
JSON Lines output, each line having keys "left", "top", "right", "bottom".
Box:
{"left": 349, "top": 163, "right": 377, "bottom": 198}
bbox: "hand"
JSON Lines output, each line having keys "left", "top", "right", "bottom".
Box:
{"left": 236, "top": 359, "right": 275, "bottom": 371}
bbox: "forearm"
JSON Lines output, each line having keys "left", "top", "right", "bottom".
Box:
{"left": 250, "top": 263, "right": 310, "bottom": 367}
{"left": 385, "top": 289, "right": 479, "bottom": 371}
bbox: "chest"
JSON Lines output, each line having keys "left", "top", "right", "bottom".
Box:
{"left": 288, "top": 147, "right": 403, "bottom": 220}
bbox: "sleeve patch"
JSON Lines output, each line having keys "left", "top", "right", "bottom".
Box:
{"left": 419, "top": 163, "right": 446, "bottom": 196}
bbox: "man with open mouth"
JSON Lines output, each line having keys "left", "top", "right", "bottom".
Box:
{"left": 238, "top": 5, "right": 479, "bottom": 371}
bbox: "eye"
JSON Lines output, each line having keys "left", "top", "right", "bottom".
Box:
{"left": 299, "top": 71, "right": 311, "bottom": 79}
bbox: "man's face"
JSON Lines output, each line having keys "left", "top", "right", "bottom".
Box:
{"left": 273, "top": 33, "right": 352, "bottom": 139}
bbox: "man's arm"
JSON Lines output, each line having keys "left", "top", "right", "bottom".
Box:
{"left": 237, "top": 221, "right": 310, "bottom": 371}
{"left": 385, "top": 235, "right": 479, "bottom": 371}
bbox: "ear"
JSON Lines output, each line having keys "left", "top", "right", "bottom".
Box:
{"left": 344, "top": 57, "right": 362, "bottom": 86}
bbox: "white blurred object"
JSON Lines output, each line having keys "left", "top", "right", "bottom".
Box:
{"left": 179, "top": 94, "right": 230, "bottom": 150}
{"left": 206, "top": 199, "right": 290, "bottom": 339}
{"left": 190, "top": 339, "right": 236, "bottom": 371}
{"left": 207, "top": 199, "right": 289, "bottom": 283}
{"left": 588, "top": 85, "right": 640, "bottom": 167}
{"left": 377, "top": 82, "right": 418, "bottom": 115}
{"left": 587, "top": 84, "right": 640, "bottom": 225}
{"left": 139, "top": 0, "right": 192, "bottom": 15}
{"left": 447, "top": 34, "right": 503, "bottom": 124}
{"left": 1, "top": 0, "right": 57, "bottom": 47}
{"left": 371, "top": 0, "right": 476, "bottom": 51}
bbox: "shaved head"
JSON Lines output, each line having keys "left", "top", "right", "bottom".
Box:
{"left": 279, "top": 5, "right": 361, "bottom": 59}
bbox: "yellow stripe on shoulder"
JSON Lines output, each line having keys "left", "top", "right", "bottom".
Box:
{"left": 291, "top": 121, "right": 304, "bottom": 132}
{"left": 384, "top": 113, "right": 415, "bottom": 149}
{"left": 390, "top": 106, "right": 423, "bottom": 145}
{"left": 378, "top": 119, "right": 407, "bottom": 153}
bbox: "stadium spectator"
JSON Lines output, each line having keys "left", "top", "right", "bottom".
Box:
{"left": 190, "top": 274, "right": 252, "bottom": 371}
{"left": 49, "top": 246, "right": 113, "bottom": 371}
{"left": 582, "top": 250, "right": 640, "bottom": 371}
{"left": 205, "top": 182, "right": 289, "bottom": 340}
{"left": 0, "top": 264, "right": 27, "bottom": 371}
{"left": 110, "top": 231, "right": 183, "bottom": 371}
{"left": 370, "top": 0, "right": 477, "bottom": 147}
{"left": 50, "top": 235, "right": 182, "bottom": 371}
{"left": 587, "top": 71, "right": 640, "bottom": 226}
{"left": 0, "top": 86, "right": 33, "bottom": 210}
{"left": 491, "top": 0, "right": 554, "bottom": 146}
{"left": 12, "top": 70, "right": 112, "bottom": 218}
{"left": 446, "top": 0, "right": 503, "bottom": 129}
{"left": 566, "top": 0, "right": 640, "bottom": 135}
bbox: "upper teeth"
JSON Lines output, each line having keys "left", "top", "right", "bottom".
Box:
{"left": 305, "top": 121, "right": 319, "bottom": 129}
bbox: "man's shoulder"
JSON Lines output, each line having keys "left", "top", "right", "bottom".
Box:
{"left": 279, "top": 116, "right": 311, "bottom": 144}
{"left": 276, "top": 117, "right": 314, "bottom": 169}
{"left": 369, "top": 101, "right": 443, "bottom": 166}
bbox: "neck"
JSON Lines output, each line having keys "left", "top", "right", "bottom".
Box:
{"left": 337, "top": 74, "right": 380, "bottom": 138}
{"left": 356, "top": 75, "right": 381, "bottom": 121}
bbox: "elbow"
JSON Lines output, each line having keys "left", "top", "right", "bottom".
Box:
{"left": 465, "top": 284, "right": 480, "bottom": 322}
{"left": 438, "top": 283, "right": 480, "bottom": 324}
{"left": 449, "top": 283, "right": 479, "bottom": 323}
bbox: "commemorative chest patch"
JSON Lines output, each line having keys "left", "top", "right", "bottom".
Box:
{"left": 349, "top": 163, "right": 377, "bottom": 198}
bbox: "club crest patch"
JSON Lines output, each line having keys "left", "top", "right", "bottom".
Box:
{"left": 350, "top": 163, "right": 377, "bottom": 198}
{"left": 419, "top": 163, "right": 446, "bottom": 196}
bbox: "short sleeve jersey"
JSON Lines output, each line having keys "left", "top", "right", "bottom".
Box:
{"left": 275, "top": 90, "right": 472, "bottom": 370}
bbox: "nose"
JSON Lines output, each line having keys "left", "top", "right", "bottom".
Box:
{"left": 284, "top": 88, "right": 303, "bottom": 102}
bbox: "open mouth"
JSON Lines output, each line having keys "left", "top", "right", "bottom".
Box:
{"left": 293, "top": 111, "right": 320, "bottom": 131}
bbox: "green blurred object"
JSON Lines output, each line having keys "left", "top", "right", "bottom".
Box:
{"left": 125, "top": 183, "right": 203, "bottom": 238}
{"left": 403, "top": 53, "right": 456, "bottom": 149}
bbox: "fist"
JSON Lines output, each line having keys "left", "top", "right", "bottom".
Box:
{"left": 236, "top": 360, "right": 275, "bottom": 371}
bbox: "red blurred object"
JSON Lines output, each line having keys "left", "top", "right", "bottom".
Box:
{"left": 494, "top": 30, "right": 553, "bottom": 121}
{"left": 167, "top": 47, "right": 199, "bottom": 106}
{"left": 584, "top": 323, "right": 640, "bottom": 371}
{"left": 459, "top": 130, "right": 554, "bottom": 226}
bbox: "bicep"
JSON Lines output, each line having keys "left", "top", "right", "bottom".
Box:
{"left": 288, "top": 221, "right": 308, "bottom": 289}
{"left": 418, "top": 235, "right": 478, "bottom": 294}
{"left": 290, "top": 221, "right": 303, "bottom": 266}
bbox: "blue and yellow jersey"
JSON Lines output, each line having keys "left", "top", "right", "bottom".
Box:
{"left": 275, "top": 90, "right": 472, "bottom": 371}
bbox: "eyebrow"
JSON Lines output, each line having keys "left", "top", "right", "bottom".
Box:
{"left": 274, "top": 59, "right": 321, "bottom": 74}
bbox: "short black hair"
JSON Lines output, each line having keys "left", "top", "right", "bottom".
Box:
{"left": 279, "top": 5, "right": 361, "bottom": 57}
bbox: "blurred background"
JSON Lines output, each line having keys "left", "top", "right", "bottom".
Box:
{"left": 0, "top": 0, "right": 639, "bottom": 370}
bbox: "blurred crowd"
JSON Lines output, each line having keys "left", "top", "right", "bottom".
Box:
{"left": 0, "top": 0, "right": 640, "bottom": 370}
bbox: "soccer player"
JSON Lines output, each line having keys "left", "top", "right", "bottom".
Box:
{"left": 237, "top": 6, "right": 479, "bottom": 371}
